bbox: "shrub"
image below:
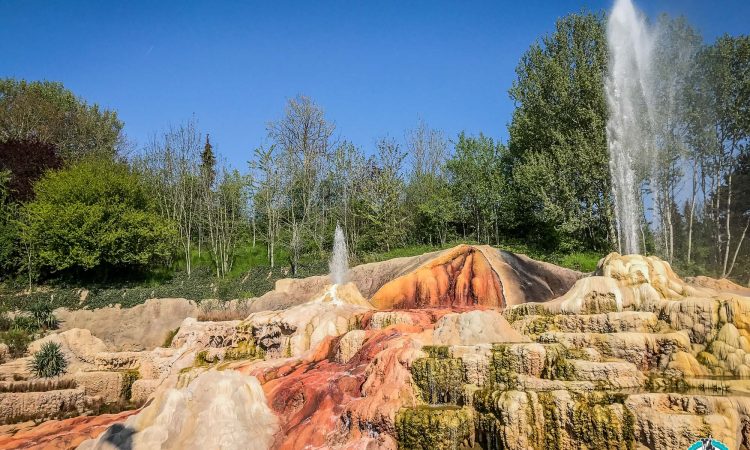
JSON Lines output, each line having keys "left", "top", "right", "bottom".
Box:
{"left": 21, "top": 158, "right": 176, "bottom": 276}
{"left": 0, "top": 311, "right": 12, "bottom": 332}
{"left": 28, "top": 302, "right": 58, "bottom": 330}
{"left": 28, "top": 341, "right": 67, "bottom": 378}
{"left": 12, "top": 314, "right": 38, "bottom": 333}
{"left": 1, "top": 329, "right": 32, "bottom": 357}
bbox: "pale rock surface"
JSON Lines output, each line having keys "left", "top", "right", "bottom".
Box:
{"left": 567, "top": 359, "right": 645, "bottom": 388}
{"left": 29, "top": 328, "right": 108, "bottom": 370}
{"left": 626, "top": 393, "right": 750, "bottom": 450}
{"left": 0, "top": 388, "right": 87, "bottom": 425}
{"left": 55, "top": 298, "right": 200, "bottom": 351}
{"left": 336, "top": 329, "right": 367, "bottom": 363}
{"left": 541, "top": 330, "right": 693, "bottom": 370}
{"left": 72, "top": 371, "right": 125, "bottom": 404}
{"left": 241, "top": 282, "right": 371, "bottom": 357}
{"left": 78, "top": 370, "right": 278, "bottom": 450}
{"left": 433, "top": 310, "right": 527, "bottom": 345}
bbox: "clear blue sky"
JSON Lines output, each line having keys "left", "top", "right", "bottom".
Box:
{"left": 2, "top": 1, "right": 748, "bottom": 168}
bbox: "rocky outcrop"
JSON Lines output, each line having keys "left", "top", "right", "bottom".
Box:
{"left": 56, "top": 298, "right": 200, "bottom": 351}
{"left": 78, "top": 370, "right": 278, "bottom": 450}
{"left": 4, "top": 248, "right": 750, "bottom": 450}
{"left": 0, "top": 388, "right": 87, "bottom": 425}
{"left": 433, "top": 310, "right": 527, "bottom": 346}
{"left": 371, "top": 245, "right": 579, "bottom": 310}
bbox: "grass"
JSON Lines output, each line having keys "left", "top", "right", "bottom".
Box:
{"left": 558, "top": 252, "right": 601, "bottom": 273}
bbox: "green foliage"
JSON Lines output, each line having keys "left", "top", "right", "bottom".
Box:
{"left": 507, "top": 12, "right": 613, "bottom": 251}
{"left": 21, "top": 158, "right": 176, "bottom": 276}
{"left": 0, "top": 170, "right": 20, "bottom": 279}
{"left": 28, "top": 302, "right": 58, "bottom": 330}
{"left": 0, "top": 78, "right": 122, "bottom": 160}
{"left": 28, "top": 341, "right": 67, "bottom": 378}
{"left": 12, "top": 314, "right": 39, "bottom": 333}
{"left": 559, "top": 252, "right": 601, "bottom": 273}
{"left": 0, "top": 328, "right": 32, "bottom": 357}
{"left": 447, "top": 133, "right": 513, "bottom": 244}
{"left": 0, "top": 309, "right": 11, "bottom": 331}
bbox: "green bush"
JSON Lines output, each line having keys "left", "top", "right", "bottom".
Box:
{"left": 21, "top": 158, "right": 176, "bottom": 276}
{"left": 28, "top": 341, "right": 67, "bottom": 378}
{"left": 12, "top": 314, "right": 38, "bottom": 333}
{"left": 28, "top": 302, "right": 58, "bottom": 330}
{"left": 0, "top": 311, "right": 12, "bottom": 332}
{"left": 1, "top": 329, "right": 32, "bottom": 357}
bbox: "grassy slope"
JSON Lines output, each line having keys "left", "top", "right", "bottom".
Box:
{"left": 0, "top": 240, "right": 602, "bottom": 312}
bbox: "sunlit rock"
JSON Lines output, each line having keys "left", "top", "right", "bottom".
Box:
{"left": 78, "top": 370, "right": 278, "bottom": 450}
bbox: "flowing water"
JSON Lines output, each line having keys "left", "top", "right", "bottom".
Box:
{"left": 606, "top": 0, "right": 657, "bottom": 255}
{"left": 329, "top": 224, "right": 349, "bottom": 285}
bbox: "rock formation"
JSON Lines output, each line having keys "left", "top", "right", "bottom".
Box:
{"left": 1, "top": 245, "right": 749, "bottom": 450}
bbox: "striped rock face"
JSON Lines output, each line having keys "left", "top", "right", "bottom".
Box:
{"left": 370, "top": 245, "right": 580, "bottom": 310}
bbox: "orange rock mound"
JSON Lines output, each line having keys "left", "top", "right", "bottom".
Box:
{"left": 370, "top": 244, "right": 580, "bottom": 310}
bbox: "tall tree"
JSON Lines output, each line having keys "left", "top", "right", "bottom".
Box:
{"left": 267, "top": 95, "right": 334, "bottom": 273}
{"left": 0, "top": 79, "right": 123, "bottom": 160}
{"left": 405, "top": 121, "right": 455, "bottom": 245}
{"left": 249, "top": 145, "right": 283, "bottom": 268}
{"left": 0, "top": 138, "right": 62, "bottom": 202}
{"left": 447, "top": 133, "right": 509, "bottom": 245}
{"left": 140, "top": 120, "right": 202, "bottom": 276}
{"left": 200, "top": 134, "right": 217, "bottom": 187}
{"left": 507, "top": 12, "right": 613, "bottom": 251}
{"left": 360, "top": 138, "right": 407, "bottom": 252}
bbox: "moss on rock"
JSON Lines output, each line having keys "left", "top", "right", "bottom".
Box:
{"left": 396, "top": 406, "right": 474, "bottom": 450}
{"left": 412, "top": 347, "right": 466, "bottom": 405}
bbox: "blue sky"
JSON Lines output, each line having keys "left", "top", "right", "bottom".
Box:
{"left": 2, "top": 1, "right": 748, "bottom": 168}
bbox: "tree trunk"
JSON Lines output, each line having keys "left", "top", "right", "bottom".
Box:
{"left": 687, "top": 162, "right": 697, "bottom": 264}
{"left": 721, "top": 173, "right": 733, "bottom": 278}
{"left": 726, "top": 217, "right": 749, "bottom": 278}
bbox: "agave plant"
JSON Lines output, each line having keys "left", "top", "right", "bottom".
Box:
{"left": 28, "top": 342, "right": 67, "bottom": 378}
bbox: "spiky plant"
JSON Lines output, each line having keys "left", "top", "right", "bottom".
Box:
{"left": 28, "top": 342, "right": 67, "bottom": 378}
{"left": 28, "top": 302, "right": 58, "bottom": 330}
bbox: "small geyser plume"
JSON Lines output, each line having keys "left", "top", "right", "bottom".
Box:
{"left": 605, "top": 0, "right": 657, "bottom": 255}
{"left": 329, "top": 224, "right": 349, "bottom": 285}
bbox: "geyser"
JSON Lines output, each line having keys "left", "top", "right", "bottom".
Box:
{"left": 605, "top": 0, "right": 656, "bottom": 255}
{"left": 329, "top": 224, "right": 349, "bottom": 285}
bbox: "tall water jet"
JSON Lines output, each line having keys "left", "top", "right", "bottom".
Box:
{"left": 329, "top": 224, "right": 349, "bottom": 285}
{"left": 605, "top": 0, "right": 657, "bottom": 255}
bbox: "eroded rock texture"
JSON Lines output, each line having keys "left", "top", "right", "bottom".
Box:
{"left": 370, "top": 245, "right": 579, "bottom": 310}
{"left": 3, "top": 246, "right": 750, "bottom": 450}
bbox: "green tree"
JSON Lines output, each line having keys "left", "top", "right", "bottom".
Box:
{"left": 507, "top": 12, "right": 612, "bottom": 251}
{"left": 360, "top": 138, "right": 407, "bottom": 252}
{"left": 0, "top": 170, "right": 19, "bottom": 278}
{"left": 21, "top": 158, "right": 175, "bottom": 277}
{"left": 200, "top": 134, "right": 217, "bottom": 187}
{"left": 0, "top": 79, "right": 123, "bottom": 160}
{"left": 447, "top": 133, "right": 510, "bottom": 245}
{"left": 404, "top": 121, "right": 456, "bottom": 246}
